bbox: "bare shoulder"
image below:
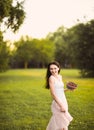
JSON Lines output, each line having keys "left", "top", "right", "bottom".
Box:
{"left": 59, "top": 74, "right": 62, "bottom": 79}
{"left": 49, "top": 75, "right": 55, "bottom": 81}
{"left": 48, "top": 76, "right": 55, "bottom": 89}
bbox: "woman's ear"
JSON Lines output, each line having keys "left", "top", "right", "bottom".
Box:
{"left": 57, "top": 67, "right": 59, "bottom": 71}
{"left": 58, "top": 68, "right": 60, "bottom": 73}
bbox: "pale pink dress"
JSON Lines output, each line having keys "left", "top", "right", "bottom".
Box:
{"left": 46, "top": 75, "right": 73, "bottom": 130}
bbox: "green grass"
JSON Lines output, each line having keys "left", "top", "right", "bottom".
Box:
{"left": 0, "top": 69, "right": 94, "bottom": 130}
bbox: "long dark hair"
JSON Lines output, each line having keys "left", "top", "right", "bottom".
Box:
{"left": 45, "top": 61, "right": 61, "bottom": 89}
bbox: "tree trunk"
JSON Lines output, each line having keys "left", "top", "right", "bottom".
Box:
{"left": 24, "top": 61, "right": 28, "bottom": 69}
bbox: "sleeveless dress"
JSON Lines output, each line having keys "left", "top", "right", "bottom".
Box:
{"left": 46, "top": 75, "right": 73, "bottom": 130}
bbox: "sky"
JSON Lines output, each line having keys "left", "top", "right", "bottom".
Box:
{"left": 3, "top": 0, "right": 94, "bottom": 42}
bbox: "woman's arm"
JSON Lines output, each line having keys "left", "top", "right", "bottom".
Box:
{"left": 49, "top": 76, "right": 66, "bottom": 112}
{"left": 64, "top": 88, "right": 69, "bottom": 92}
{"left": 60, "top": 76, "right": 72, "bottom": 92}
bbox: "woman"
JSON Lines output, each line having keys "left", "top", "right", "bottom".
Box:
{"left": 46, "top": 61, "right": 73, "bottom": 130}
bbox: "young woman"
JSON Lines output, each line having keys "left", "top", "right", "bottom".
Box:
{"left": 46, "top": 61, "right": 73, "bottom": 130}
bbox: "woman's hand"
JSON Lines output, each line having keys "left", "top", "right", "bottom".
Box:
{"left": 60, "top": 105, "right": 66, "bottom": 113}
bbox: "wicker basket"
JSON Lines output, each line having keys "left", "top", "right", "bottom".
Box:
{"left": 66, "top": 81, "right": 77, "bottom": 90}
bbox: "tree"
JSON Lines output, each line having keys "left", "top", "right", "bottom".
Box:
{"left": 0, "top": 0, "right": 25, "bottom": 71}
{"left": 0, "top": 31, "right": 10, "bottom": 71}
{"left": 46, "top": 19, "right": 94, "bottom": 77}
{"left": 0, "top": 0, "right": 25, "bottom": 32}
{"left": 66, "top": 19, "right": 94, "bottom": 77}
{"left": 11, "top": 37, "right": 55, "bottom": 68}
{"left": 46, "top": 26, "right": 70, "bottom": 68}
{"left": 30, "top": 38, "right": 55, "bottom": 68}
{"left": 13, "top": 37, "right": 33, "bottom": 68}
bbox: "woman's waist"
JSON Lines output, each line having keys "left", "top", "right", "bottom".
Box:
{"left": 52, "top": 100, "right": 68, "bottom": 111}
{"left": 55, "top": 91, "right": 65, "bottom": 98}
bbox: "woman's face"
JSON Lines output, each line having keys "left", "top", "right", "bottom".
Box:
{"left": 49, "top": 64, "right": 59, "bottom": 76}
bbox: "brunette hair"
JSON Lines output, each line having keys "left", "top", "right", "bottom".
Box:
{"left": 45, "top": 61, "right": 61, "bottom": 89}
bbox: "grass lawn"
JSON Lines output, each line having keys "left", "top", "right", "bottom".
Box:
{"left": 0, "top": 69, "right": 94, "bottom": 130}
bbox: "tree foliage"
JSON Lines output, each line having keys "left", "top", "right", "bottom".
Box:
{"left": 66, "top": 20, "right": 94, "bottom": 77}
{"left": 47, "top": 19, "right": 94, "bottom": 77}
{"left": 14, "top": 37, "right": 33, "bottom": 68}
{"left": 0, "top": 0, "right": 25, "bottom": 32}
{"left": 0, "top": 31, "right": 10, "bottom": 71}
{"left": 11, "top": 37, "right": 55, "bottom": 68}
{"left": 46, "top": 26, "right": 69, "bottom": 67}
{"left": 0, "top": 0, "right": 25, "bottom": 72}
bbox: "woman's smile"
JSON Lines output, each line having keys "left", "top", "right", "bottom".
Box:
{"left": 50, "top": 64, "right": 59, "bottom": 75}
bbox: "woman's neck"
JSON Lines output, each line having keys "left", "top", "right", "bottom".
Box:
{"left": 52, "top": 74, "right": 60, "bottom": 80}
